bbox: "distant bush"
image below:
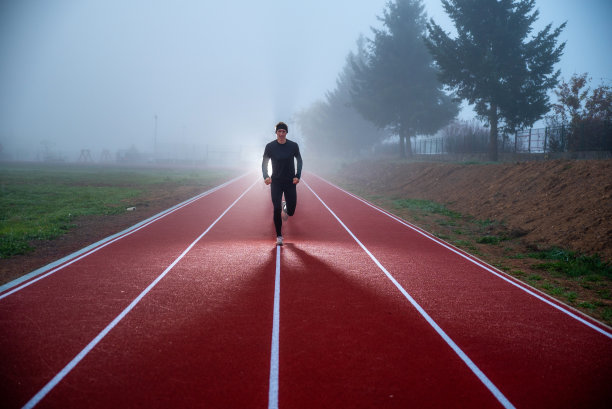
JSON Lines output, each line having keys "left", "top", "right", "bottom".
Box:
{"left": 440, "top": 120, "right": 489, "bottom": 153}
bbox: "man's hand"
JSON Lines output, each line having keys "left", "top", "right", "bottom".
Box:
{"left": 264, "top": 177, "right": 271, "bottom": 185}
{"left": 293, "top": 177, "right": 300, "bottom": 185}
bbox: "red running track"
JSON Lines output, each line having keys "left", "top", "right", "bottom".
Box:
{"left": 0, "top": 172, "right": 610, "bottom": 408}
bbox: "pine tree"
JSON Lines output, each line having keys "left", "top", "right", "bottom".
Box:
{"left": 351, "top": 0, "right": 458, "bottom": 158}
{"left": 426, "top": 0, "right": 566, "bottom": 161}
{"left": 296, "top": 37, "right": 388, "bottom": 158}
{"left": 326, "top": 36, "right": 389, "bottom": 156}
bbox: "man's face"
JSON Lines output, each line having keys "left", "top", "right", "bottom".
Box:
{"left": 276, "top": 129, "right": 287, "bottom": 140}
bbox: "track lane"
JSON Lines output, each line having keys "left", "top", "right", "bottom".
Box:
{"left": 0, "top": 174, "right": 257, "bottom": 408}
{"left": 277, "top": 180, "right": 505, "bottom": 408}
{"left": 2, "top": 171, "right": 611, "bottom": 409}
{"left": 304, "top": 173, "right": 612, "bottom": 408}
{"left": 0, "top": 175, "right": 246, "bottom": 298}
{"left": 32, "top": 179, "right": 277, "bottom": 408}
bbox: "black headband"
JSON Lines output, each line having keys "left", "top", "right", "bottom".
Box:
{"left": 275, "top": 122, "right": 288, "bottom": 132}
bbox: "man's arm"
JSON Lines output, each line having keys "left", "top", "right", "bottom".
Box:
{"left": 262, "top": 155, "right": 270, "bottom": 179}
{"left": 262, "top": 144, "right": 271, "bottom": 180}
{"left": 294, "top": 145, "right": 303, "bottom": 180}
{"left": 262, "top": 145, "right": 273, "bottom": 185}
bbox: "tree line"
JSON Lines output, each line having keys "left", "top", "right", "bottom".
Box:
{"left": 296, "top": 0, "right": 610, "bottom": 161}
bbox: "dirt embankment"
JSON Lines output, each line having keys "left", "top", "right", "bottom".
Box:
{"left": 334, "top": 159, "right": 612, "bottom": 261}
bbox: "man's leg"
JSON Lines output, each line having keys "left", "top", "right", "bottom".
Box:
{"left": 270, "top": 181, "right": 283, "bottom": 237}
{"left": 284, "top": 183, "right": 297, "bottom": 216}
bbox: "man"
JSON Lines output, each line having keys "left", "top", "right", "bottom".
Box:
{"left": 262, "top": 121, "right": 303, "bottom": 246}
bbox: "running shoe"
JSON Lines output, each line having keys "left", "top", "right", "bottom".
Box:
{"left": 276, "top": 236, "right": 283, "bottom": 246}
{"left": 282, "top": 201, "right": 288, "bottom": 221}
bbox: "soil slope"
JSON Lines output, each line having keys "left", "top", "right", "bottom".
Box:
{"left": 333, "top": 159, "right": 612, "bottom": 261}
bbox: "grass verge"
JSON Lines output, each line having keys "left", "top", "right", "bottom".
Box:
{"left": 0, "top": 163, "right": 237, "bottom": 258}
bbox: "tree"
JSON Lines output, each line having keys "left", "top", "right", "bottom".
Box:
{"left": 549, "top": 73, "right": 612, "bottom": 151}
{"left": 426, "top": 0, "right": 565, "bottom": 161}
{"left": 351, "top": 0, "right": 458, "bottom": 158}
{"left": 325, "top": 36, "right": 390, "bottom": 156}
{"left": 295, "top": 37, "right": 388, "bottom": 158}
{"left": 294, "top": 100, "right": 332, "bottom": 155}
{"left": 551, "top": 73, "right": 612, "bottom": 124}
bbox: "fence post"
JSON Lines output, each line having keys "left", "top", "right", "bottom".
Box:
{"left": 514, "top": 132, "right": 518, "bottom": 153}
{"left": 562, "top": 124, "right": 566, "bottom": 151}
{"left": 528, "top": 128, "right": 532, "bottom": 153}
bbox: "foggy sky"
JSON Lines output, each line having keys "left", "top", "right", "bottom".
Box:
{"left": 0, "top": 0, "right": 610, "bottom": 161}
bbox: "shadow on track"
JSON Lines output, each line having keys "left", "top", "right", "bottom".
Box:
{"left": 277, "top": 243, "right": 500, "bottom": 409}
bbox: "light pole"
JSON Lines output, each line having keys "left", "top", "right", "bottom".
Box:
{"left": 154, "top": 114, "right": 158, "bottom": 161}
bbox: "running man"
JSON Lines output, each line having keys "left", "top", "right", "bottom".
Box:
{"left": 262, "top": 121, "right": 303, "bottom": 246}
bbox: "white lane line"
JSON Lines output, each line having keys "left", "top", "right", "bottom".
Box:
{"left": 0, "top": 173, "right": 249, "bottom": 299}
{"left": 310, "top": 174, "right": 612, "bottom": 339}
{"left": 21, "top": 179, "right": 258, "bottom": 409}
{"left": 304, "top": 180, "right": 516, "bottom": 409}
{"left": 268, "top": 245, "right": 281, "bottom": 409}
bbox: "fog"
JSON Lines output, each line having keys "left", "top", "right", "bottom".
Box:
{"left": 0, "top": 0, "right": 610, "bottom": 165}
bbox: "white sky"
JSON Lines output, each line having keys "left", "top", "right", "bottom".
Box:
{"left": 0, "top": 0, "right": 610, "bottom": 158}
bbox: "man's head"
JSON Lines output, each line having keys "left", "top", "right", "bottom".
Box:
{"left": 275, "top": 122, "right": 288, "bottom": 142}
{"left": 275, "top": 122, "right": 288, "bottom": 133}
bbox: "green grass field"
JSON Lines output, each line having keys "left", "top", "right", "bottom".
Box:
{"left": 0, "top": 163, "right": 238, "bottom": 258}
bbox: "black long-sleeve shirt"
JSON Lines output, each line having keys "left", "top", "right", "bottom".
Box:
{"left": 262, "top": 139, "right": 303, "bottom": 181}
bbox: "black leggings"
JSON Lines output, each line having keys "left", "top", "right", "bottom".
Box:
{"left": 270, "top": 180, "right": 297, "bottom": 236}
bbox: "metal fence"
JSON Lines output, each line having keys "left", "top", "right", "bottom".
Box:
{"left": 505, "top": 127, "right": 549, "bottom": 153}
{"left": 413, "top": 122, "right": 612, "bottom": 155}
